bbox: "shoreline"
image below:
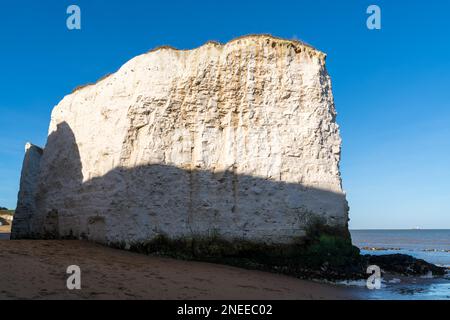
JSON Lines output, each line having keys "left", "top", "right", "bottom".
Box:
{"left": 0, "top": 239, "right": 361, "bottom": 300}
{"left": 1, "top": 225, "right": 448, "bottom": 300}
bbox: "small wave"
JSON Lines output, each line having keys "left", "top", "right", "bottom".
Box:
{"left": 388, "top": 278, "right": 401, "bottom": 284}
{"left": 443, "top": 268, "right": 450, "bottom": 279}
{"left": 336, "top": 279, "right": 368, "bottom": 287}
{"left": 420, "top": 271, "right": 435, "bottom": 279}
{"left": 361, "top": 247, "right": 450, "bottom": 253}
{"left": 362, "top": 247, "right": 402, "bottom": 251}
{"left": 422, "top": 249, "right": 450, "bottom": 253}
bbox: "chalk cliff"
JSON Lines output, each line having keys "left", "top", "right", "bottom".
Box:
{"left": 12, "top": 35, "right": 349, "bottom": 247}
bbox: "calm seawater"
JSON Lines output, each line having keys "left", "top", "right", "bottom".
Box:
{"left": 349, "top": 230, "right": 450, "bottom": 300}
{"left": 351, "top": 229, "right": 450, "bottom": 267}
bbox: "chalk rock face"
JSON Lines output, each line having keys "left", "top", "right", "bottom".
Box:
{"left": 12, "top": 35, "right": 348, "bottom": 244}
{"left": 11, "top": 143, "right": 43, "bottom": 238}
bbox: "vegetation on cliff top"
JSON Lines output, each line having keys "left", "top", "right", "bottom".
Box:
{"left": 0, "top": 208, "right": 14, "bottom": 215}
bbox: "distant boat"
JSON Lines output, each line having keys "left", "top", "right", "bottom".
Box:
{"left": 413, "top": 226, "right": 421, "bottom": 230}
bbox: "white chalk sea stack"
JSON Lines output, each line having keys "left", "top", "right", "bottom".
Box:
{"left": 12, "top": 35, "right": 349, "bottom": 246}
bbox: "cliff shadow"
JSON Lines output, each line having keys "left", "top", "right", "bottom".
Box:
{"left": 79, "top": 164, "right": 350, "bottom": 242}
{"left": 17, "top": 121, "right": 351, "bottom": 241}
{"left": 13, "top": 122, "right": 361, "bottom": 279}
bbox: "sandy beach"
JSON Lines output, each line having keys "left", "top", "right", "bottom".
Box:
{"left": 0, "top": 234, "right": 360, "bottom": 300}
{"left": 2, "top": 225, "right": 449, "bottom": 300}
{"left": 0, "top": 225, "right": 10, "bottom": 240}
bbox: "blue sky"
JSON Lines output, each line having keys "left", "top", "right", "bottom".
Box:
{"left": 0, "top": 0, "right": 449, "bottom": 229}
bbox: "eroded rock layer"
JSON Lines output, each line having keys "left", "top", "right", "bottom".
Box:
{"left": 12, "top": 35, "right": 348, "bottom": 245}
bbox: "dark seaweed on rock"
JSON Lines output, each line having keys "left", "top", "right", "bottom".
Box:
{"left": 364, "top": 254, "right": 447, "bottom": 277}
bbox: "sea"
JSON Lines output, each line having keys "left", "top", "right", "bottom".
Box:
{"left": 349, "top": 229, "right": 450, "bottom": 300}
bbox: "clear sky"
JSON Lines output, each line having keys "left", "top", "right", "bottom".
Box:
{"left": 0, "top": 0, "right": 449, "bottom": 229}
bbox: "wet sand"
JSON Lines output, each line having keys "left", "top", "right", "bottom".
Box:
{"left": 0, "top": 237, "right": 361, "bottom": 300}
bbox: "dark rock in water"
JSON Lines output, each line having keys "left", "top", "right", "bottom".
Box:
{"left": 363, "top": 254, "right": 447, "bottom": 276}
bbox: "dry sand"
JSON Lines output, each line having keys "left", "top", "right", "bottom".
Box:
{"left": 0, "top": 232, "right": 362, "bottom": 300}
{"left": 0, "top": 225, "right": 11, "bottom": 240}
